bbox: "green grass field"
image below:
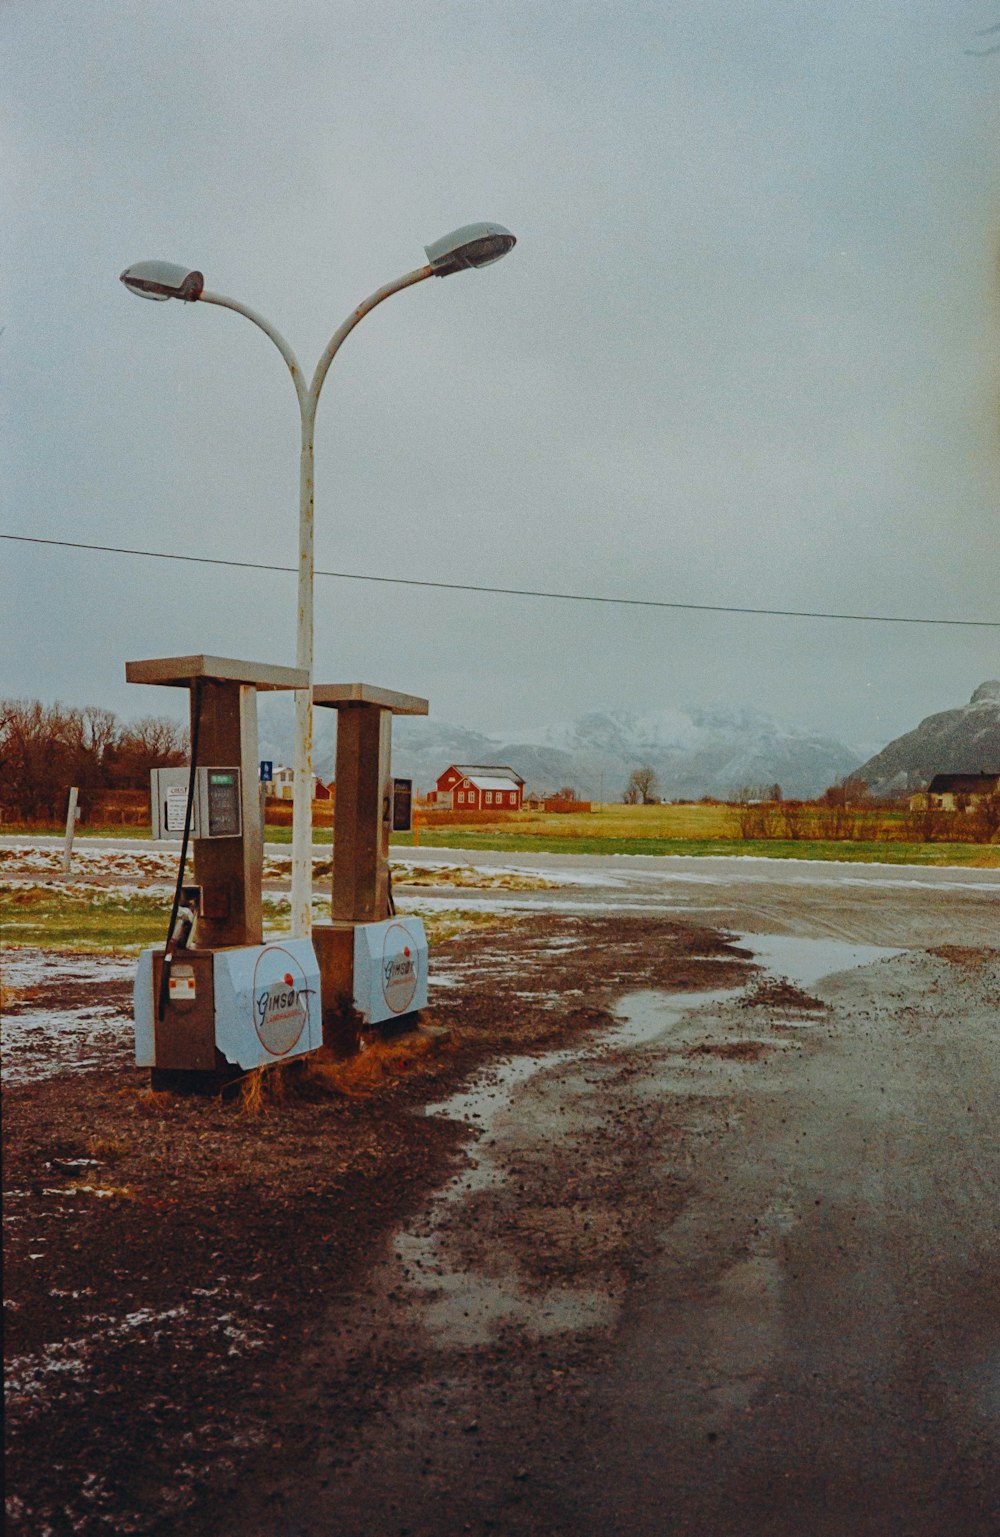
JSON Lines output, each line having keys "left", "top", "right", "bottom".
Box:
{"left": 2, "top": 887, "right": 177, "bottom": 953}
{"left": 390, "top": 803, "right": 998, "bottom": 865}
{"left": 2, "top": 822, "right": 336, "bottom": 845}
{"left": 5, "top": 802, "right": 997, "bottom": 867}
{"left": 397, "top": 829, "right": 997, "bottom": 866}
{"left": 0, "top": 886, "right": 504, "bottom": 955}
{"left": 0, "top": 888, "right": 303, "bottom": 954}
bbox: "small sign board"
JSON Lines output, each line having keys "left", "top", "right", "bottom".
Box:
{"left": 260, "top": 760, "right": 273, "bottom": 783}
{"left": 392, "top": 778, "right": 413, "bottom": 832}
{"left": 151, "top": 767, "right": 200, "bottom": 840}
{"left": 165, "top": 784, "right": 189, "bottom": 833}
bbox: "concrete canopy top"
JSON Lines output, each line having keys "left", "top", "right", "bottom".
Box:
{"left": 312, "top": 682, "right": 429, "bottom": 716}
{"left": 125, "top": 655, "right": 309, "bottom": 691}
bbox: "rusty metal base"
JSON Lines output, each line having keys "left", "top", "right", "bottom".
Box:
{"left": 312, "top": 922, "right": 365, "bottom": 1055}
{"left": 150, "top": 1060, "right": 242, "bottom": 1096}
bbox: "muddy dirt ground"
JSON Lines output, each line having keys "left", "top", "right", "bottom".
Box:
{"left": 4, "top": 862, "right": 999, "bottom": 1537}
{"left": 4, "top": 913, "right": 747, "bottom": 1535}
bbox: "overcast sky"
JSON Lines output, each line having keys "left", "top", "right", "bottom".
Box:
{"left": 4, "top": 0, "right": 999, "bottom": 752}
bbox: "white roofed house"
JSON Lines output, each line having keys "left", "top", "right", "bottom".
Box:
{"left": 430, "top": 764, "right": 525, "bottom": 811}
{"left": 265, "top": 766, "right": 332, "bottom": 802}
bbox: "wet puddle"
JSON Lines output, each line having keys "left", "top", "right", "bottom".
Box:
{"left": 406, "top": 979, "right": 747, "bottom": 1346}
{"left": 735, "top": 932, "right": 906, "bottom": 990}
{"left": 401, "top": 932, "right": 911, "bottom": 1345}
{"left": 424, "top": 933, "right": 905, "bottom": 1133}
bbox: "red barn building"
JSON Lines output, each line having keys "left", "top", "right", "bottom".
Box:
{"left": 430, "top": 764, "right": 524, "bottom": 811}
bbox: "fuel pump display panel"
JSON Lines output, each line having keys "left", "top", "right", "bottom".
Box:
{"left": 197, "top": 767, "right": 242, "bottom": 838}
{"left": 150, "top": 767, "right": 243, "bottom": 840}
{"left": 392, "top": 778, "right": 413, "bottom": 832}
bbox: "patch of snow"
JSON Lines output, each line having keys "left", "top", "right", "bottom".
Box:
{"left": 5, "top": 1296, "right": 268, "bottom": 1419}
{"left": 2, "top": 951, "right": 135, "bottom": 987}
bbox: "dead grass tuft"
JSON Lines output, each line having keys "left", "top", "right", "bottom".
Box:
{"left": 88, "top": 1136, "right": 128, "bottom": 1164}
{"left": 132, "top": 1088, "right": 175, "bottom": 1116}
{"left": 315, "top": 1033, "right": 437, "bottom": 1095}
{"left": 0, "top": 978, "right": 24, "bottom": 1012}
{"left": 236, "top": 1066, "right": 291, "bottom": 1115}
{"left": 929, "top": 944, "right": 995, "bottom": 968}
{"left": 738, "top": 978, "right": 828, "bottom": 1012}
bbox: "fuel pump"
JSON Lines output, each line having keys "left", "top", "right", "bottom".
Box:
{"left": 126, "top": 654, "right": 322, "bottom": 1088}
{"left": 311, "top": 683, "right": 430, "bottom": 1041}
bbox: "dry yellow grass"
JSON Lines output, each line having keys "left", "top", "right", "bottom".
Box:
{"left": 131, "top": 1088, "right": 176, "bottom": 1116}
{"left": 0, "top": 978, "right": 24, "bottom": 1013}
{"left": 235, "top": 1032, "right": 444, "bottom": 1111}
{"left": 422, "top": 803, "right": 738, "bottom": 841}
{"left": 312, "top": 1032, "right": 439, "bottom": 1096}
{"left": 390, "top": 863, "right": 559, "bottom": 890}
{"left": 41, "top": 1180, "right": 136, "bottom": 1201}
{"left": 237, "top": 1068, "right": 271, "bottom": 1115}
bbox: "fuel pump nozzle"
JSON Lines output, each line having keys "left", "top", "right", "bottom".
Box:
{"left": 170, "top": 885, "right": 202, "bottom": 950}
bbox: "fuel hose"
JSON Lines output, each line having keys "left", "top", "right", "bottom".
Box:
{"left": 156, "top": 678, "right": 202, "bottom": 1022}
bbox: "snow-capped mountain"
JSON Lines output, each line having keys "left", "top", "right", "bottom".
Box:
{"left": 847, "top": 682, "right": 1000, "bottom": 797}
{"left": 478, "top": 705, "right": 860, "bottom": 801}
{"left": 258, "top": 697, "right": 862, "bottom": 802}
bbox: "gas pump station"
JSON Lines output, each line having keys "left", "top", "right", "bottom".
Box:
{"left": 311, "top": 683, "right": 430, "bottom": 1044}
{"left": 128, "top": 654, "right": 322, "bottom": 1088}
{"left": 128, "top": 657, "right": 430, "bottom": 1085}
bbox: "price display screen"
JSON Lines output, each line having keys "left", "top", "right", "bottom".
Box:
{"left": 206, "top": 770, "right": 240, "bottom": 836}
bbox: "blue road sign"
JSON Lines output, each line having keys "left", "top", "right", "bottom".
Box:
{"left": 259, "top": 760, "right": 273, "bottom": 783}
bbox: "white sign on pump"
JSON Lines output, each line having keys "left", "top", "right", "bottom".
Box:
{"left": 352, "top": 917, "right": 429, "bottom": 1025}
{"left": 214, "top": 940, "right": 322, "bottom": 1069}
{"left": 165, "top": 785, "right": 189, "bottom": 833}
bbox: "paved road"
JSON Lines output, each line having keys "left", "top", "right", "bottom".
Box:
{"left": 394, "top": 841, "right": 1000, "bottom": 885}
{"left": 571, "top": 957, "right": 1000, "bottom": 1535}
{"left": 11, "top": 835, "right": 997, "bottom": 949}
{"left": 394, "top": 844, "right": 1000, "bottom": 950}
{"left": 6, "top": 832, "right": 1000, "bottom": 893}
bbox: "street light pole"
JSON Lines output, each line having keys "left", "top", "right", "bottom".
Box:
{"left": 121, "top": 224, "right": 516, "bottom": 938}
{"left": 203, "top": 265, "right": 438, "bottom": 936}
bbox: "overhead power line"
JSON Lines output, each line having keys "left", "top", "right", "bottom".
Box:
{"left": 2, "top": 531, "right": 998, "bottom": 628}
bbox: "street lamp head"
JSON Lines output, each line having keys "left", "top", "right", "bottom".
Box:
{"left": 424, "top": 223, "right": 516, "bottom": 277}
{"left": 120, "top": 261, "right": 205, "bottom": 302}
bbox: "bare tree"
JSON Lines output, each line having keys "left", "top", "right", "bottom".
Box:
{"left": 0, "top": 698, "right": 189, "bottom": 820}
{"left": 969, "top": 792, "right": 1000, "bottom": 843}
{"left": 82, "top": 706, "right": 118, "bottom": 763}
{"left": 107, "top": 716, "right": 187, "bottom": 789}
{"left": 624, "top": 766, "right": 660, "bottom": 804}
{"left": 0, "top": 699, "right": 89, "bottom": 820}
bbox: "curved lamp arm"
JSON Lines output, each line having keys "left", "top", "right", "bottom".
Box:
{"left": 309, "top": 264, "right": 433, "bottom": 417}
{"left": 198, "top": 291, "right": 308, "bottom": 413}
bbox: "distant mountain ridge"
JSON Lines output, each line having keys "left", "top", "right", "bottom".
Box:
{"left": 260, "top": 697, "right": 863, "bottom": 801}
{"left": 847, "top": 682, "right": 1000, "bottom": 797}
